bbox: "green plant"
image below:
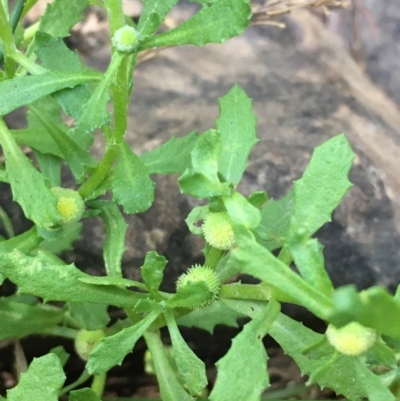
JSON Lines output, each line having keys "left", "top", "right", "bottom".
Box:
{"left": 0, "top": 1, "right": 399, "bottom": 401}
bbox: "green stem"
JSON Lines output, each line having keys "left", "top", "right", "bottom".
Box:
{"left": 278, "top": 244, "right": 292, "bottom": 265}
{"left": 0, "top": 226, "right": 42, "bottom": 253}
{"left": 78, "top": 144, "right": 118, "bottom": 199}
{"left": 12, "top": 50, "right": 47, "bottom": 75}
{"left": 220, "top": 282, "right": 299, "bottom": 304}
{"left": 38, "top": 326, "right": 79, "bottom": 339}
{"left": 112, "top": 54, "right": 136, "bottom": 143}
{"left": 0, "top": 1, "right": 16, "bottom": 76}
{"left": 91, "top": 373, "right": 106, "bottom": 397}
{"left": 59, "top": 369, "right": 91, "bottom": 396}
{"left": 0, "top": 206, "right": 14, "bottom": 238}
{"left": 22, "top": 20, "right": 39, "bottom": 44}
{"left": 104, "top": 0, "right": 125, "bottom": 38}
{"left": 204, "top": 245, "right": 223, "bottom": 269}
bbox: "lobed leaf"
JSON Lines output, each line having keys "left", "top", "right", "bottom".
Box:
{"left": 140, "top": 0, "right": 251, "bottom": 49}
{"left": 290, "top": 134, "right": 354, "bottom": 235}
{"left": 209, "top": 299, "right": 280, "bottom": 401}
{"left": 68, "top": 302, "right": 110, "bottom": 331}
{"left": 0, "top": 298, "right": 64, "bottom": 341}
{"left": 138, "top": 0, "right": 180, "bottom": 37}
{"left": 111, "top": 142, "right": 155, "bottom": 214}
{"left": 216, "top": 85, "right": 258, "bottom": 184}
{"left": 165, "top": 310, "right": 207, "bottom": 395}
{"left": 0, "top": 72, "right": 100, "bottom": 117}
{"left": 88, "top": 200, "right": 127, "bottom": 278}
{"left": 7, "top": 354, "right": 65, "bottom": 401}
{"left": 139, "top": 131, "right": 199, "bottom": 175}
{"left": 35, "top": 32, "right": 93, "bottom": 121}
{"left": 0, "top": 250, "right": 144, "bottom": 308}
{"left": 87, "top": 310, "right": 160, "bottom": 375}
{"left": 178, "top": 300, "right": 243, "bottom": 333}
{"left": 39, "top": 0, "right": 89, "bottom": 38}
{"left": 141, "top": 251, "right": 168, "bottom": 299}
{"left": 0, "top": 119, "right": 61, "bottom": 227}
{"left": 179, "top": 129, "right": 228, "bottom": 198}
{"left": 256, "top": 190, "right": 295, "bottom": 251}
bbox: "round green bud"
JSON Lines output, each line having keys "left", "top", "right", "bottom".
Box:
{"left": 202, "top": 211, "right": 236, "bottom": 250}
{"left": 176, "top": 265, "right": 220, "bottom": 308}
{"left": 112, "top": 25, "right": 140, "bottom": 53}
{"left": 74, "top": 329, "right": 105, "bottom": 361}
{"left": 326, "top": 322, "right": 377, "bottom": 356}
{"left": 51, "top": 187, "right": 85, "bottom": 224}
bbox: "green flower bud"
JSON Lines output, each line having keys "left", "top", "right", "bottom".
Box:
{"left": 51, "top": 187, "right": 85, "bottom": 224}
{"left": 202, "top": 211, "right": 236, "bottom": 250}
{"left": 176, "top": 265, "right": 220, "bottom": 308}
{"left": 112, "top": 25, "right": 140, "bottom": 53}
{"left": 326, "top": 322, "right": 377, "bottom": 356}
{"left": 74, "top": 329, "right": 105, "bottom": 361}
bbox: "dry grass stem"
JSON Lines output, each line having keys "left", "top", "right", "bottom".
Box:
{"left": 251, "top": 0, "right": 350, "bottom": 27}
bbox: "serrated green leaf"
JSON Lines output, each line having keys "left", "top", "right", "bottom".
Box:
{"left": 353, "top": 356, "right": 395, "bottom": 401}
{"left": 138, "top": 0, "right": 180, "bottom": 36}
{"left": 0, "top": 119, "right": 61, "bottom": 227}
{"left": 69, "top": 388, "right": 102, "bottom": 401}
{"left": 35, "top": 32, "right": 93, "bottom": 121}
{"left": 223, "top": 191, "right": 261, "bottom": 230}
{"left": 78, "top": 275, "right": 146, "bottom": 290}
{"left": 68, "top": 302, "right": 110, "bottom": 330}
{"left": 7, "top": 353, "right": 65, "bottom": 401}
{"left": 140, "top": 131, "right": 199, "bottom": 175}
{"left": 0, "top": 250, "right": 144, "bottom": 308}
{"left": 39, "top": 0, "right": 89, "bottom": 38}
{"left": 232, "top": 236, "right": 333, "bottom": 320}
{"left": 111, "top": 142, "right": 155, "bottom": 214}
{"left": 12, "top": 127, "right": 63, "bottom": 157}
{"left": 141, "top": 251, "right": 167, "bottom": 299}
{"left": 76, "top": 52, "right": 123, "bottom": 133}
{"left": 178, "top": 301, "right": 243, "bottom": 333}
{"left": 165, "top": 310, "right": 207, "bottom": 395}
{"left": 30, "top": 104, "right": 96, "bottom": 180}
{"left": 216, "top": 85, "right": 258, "bottom": 184}
{"left": 257, "top": 190, "right": 295, "bottom": 251}
{"left": 168, "top": 280, "right": 214, "bottom": 309}
{"left": 87, "top": 310, "right": 160, "bottom": 375}
{"left": 290, "top": 134, "right": 354, "bottom": 235}
{"left": 179, "top": 129, "right": 228, "bottom": 198}
{"left": 210, "top": 299, "right": 280, "bottom": 401}
{"left": 288, "top": 234, "right": 333, "bottom": 295}
{"left": 144, "top": 330, "right": 194, "bottom": 401}
{"left": 0, "top": 71, "right": 100, "bottom": 117}
{"left": 90, "top": 200, "right": 127, "bottom": 277}
{"left": 140, "top": 0, "right": 251, "bottom": 49}
{"left": 269, "top": 313, "right": 392, "bottom": 401}
{"left": 34, "top": 151, "right": 62, "bottom": 188}
{"left": 0, "top": 298, "right": 64, "bottom": 341}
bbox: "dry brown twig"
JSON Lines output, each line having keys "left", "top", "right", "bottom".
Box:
{"left": 251, "top": 0, "right": 350, "bottom": 27}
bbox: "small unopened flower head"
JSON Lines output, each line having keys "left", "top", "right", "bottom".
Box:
{"left": 74, "top": 329, "right": 105, "bottom": 361}
{"left": 202, "top": 211, "right": 236, "bottom": 250}
{"left": 176, "top": 264, "right": 220, "bottom": 307}
{"left": 51, "top": 187, "right": 85, "bottom": 224}
{"left": 112, "top": 25, "right": 140, "bottom": 53}
{"left": 326, "top": 322, "right": 377, "bottom": 356}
